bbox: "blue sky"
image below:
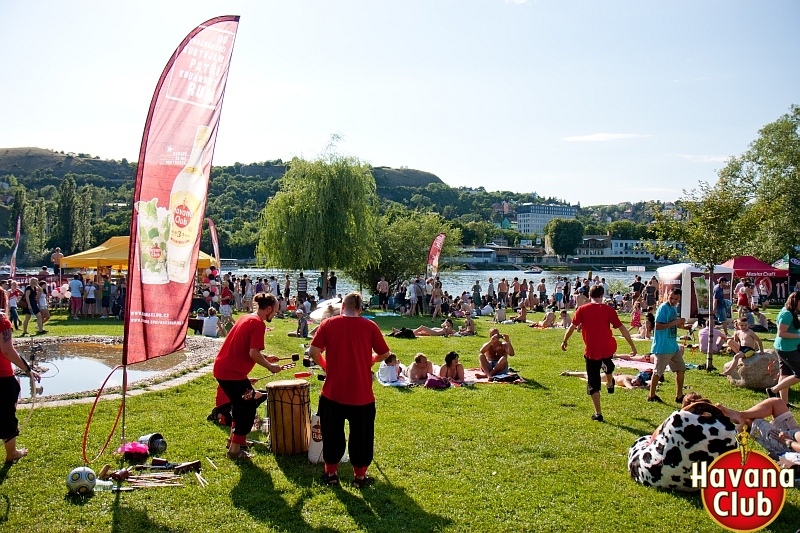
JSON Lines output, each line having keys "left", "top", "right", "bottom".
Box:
{"left": 2, "top": 0, "right": 798, "bottom": 205}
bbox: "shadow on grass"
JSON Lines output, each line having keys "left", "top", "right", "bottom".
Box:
{"left": 517, "top": 378, "right": 547, "bottom": 391}
{"left": 606, "top": 421, "right": 650, "bottom": 438}
{"left": 109, "top": 490, "right": 185, "bottom": 533}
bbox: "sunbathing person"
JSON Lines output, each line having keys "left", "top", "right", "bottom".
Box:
{"left": 413, "top": 319, "right": 454, "bottom": 337}
{"left": 530, "top": 307, "right": 556, "bottom": 328}
{"left": 492, "top": 304, "right": 507, "bottom": 323}
{"left": 458, "top": 315, "right": 475, "bottom": 336}
{"left": 439, "top": 351, "right": 465, "bottom": 382}
{"left": 511, "top": 303, "right": 527, "bottom": 323}
{"left": 716, "top": 397, "right": 800, "bottom": 458}
{"left": 407, "top": 353, "right": 434, "bottom": 383}
{"left": 557, "top": 310, "right": 572, "bottom": 328}
{"left": 560, "top": 370, "right": 647, "bottom": 389}
{"left": 720, "top": 317, "right": 764, "bottom": 376}
{"left": 378, "top": 353, "right": 405, "bottom": 383}
{"left": 478, "top": 327, "right": 515, "bottom": 378}
{"left": 613, "top": 353, "right": 654, "bottom": 363}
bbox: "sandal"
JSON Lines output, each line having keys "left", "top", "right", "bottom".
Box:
{"left": 321, "top": 472, "right": 339, "bottom": 486}
{"left": 226, "top": 449, "right": 253, "bottom": 460}
{"left": 353, "top": 475, "right": 374, "bottom": 489}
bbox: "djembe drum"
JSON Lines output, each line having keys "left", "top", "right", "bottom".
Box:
{"left": 265, "top": 379, "right": 311, "bottom": 454}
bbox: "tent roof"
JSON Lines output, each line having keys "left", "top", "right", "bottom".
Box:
{"left": 60, "top": 236, "right": 217, "bottom": 270}
{"left": 721, "top": 256, "right": 785, "bottom": 278}
{"left": 656, "top": 262, "right": 734, "bottom": 275}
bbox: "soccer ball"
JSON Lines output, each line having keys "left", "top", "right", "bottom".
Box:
{"left": 66, "top": 466, "right": 96, "bottom": 495}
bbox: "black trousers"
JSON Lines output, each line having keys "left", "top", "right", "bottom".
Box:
{"left": 318, "top": 395, "right": 375, "bottom": 468}
{"left": 216, "top": 379, "right": 257, "bottom": 438}
{"left": 0, "top": 376, "right": 20, "bottom": 441}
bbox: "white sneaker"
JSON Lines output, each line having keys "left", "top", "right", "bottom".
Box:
{"left": 100, "top": 316, "right": 108, "bottom": 319}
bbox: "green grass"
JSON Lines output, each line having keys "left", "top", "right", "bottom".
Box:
{"left": 3, "top": 307, "right": 799, "bottom": 532}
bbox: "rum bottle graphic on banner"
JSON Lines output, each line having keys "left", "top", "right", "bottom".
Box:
{"left": 167, "top": 125, "right": 212, "bottom": 283}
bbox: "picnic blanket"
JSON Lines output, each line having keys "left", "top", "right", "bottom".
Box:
{"left": 463, "top": 368, "right": 526, "bottom": 384}
{"left": 612, "top": 359, "right": 655, "bottom": 372}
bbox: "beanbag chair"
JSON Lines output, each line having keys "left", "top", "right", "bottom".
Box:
{"left": 628, "top": 404, "right": 736, "bottom": 492}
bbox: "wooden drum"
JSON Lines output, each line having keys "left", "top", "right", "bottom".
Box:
{"left": 265, "top": 379, "right": 311, "bottom": 455}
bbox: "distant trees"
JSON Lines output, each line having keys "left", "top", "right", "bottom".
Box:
{"left": 545, "top": 218, "right": 584, "bottom": 260}
{"left": 348, "top": 208, "right": 461, "bottom": 293}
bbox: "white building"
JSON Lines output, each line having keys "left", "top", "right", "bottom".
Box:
{"left": 516, "top": 204, "right": 577, "bottom": 236}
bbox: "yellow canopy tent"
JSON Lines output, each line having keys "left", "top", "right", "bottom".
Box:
{"left": 59, "top": 236, "right": 217, "bottom": 270}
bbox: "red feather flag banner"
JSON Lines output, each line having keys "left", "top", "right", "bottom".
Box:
{"left": 426, "top": 233, "right": 446, "bottom": 279}
{"left": 124, "top": 16, "right": 239, "bottom": 365}
{"left": 207, "top": 217, "right": 220, "bottom": 266}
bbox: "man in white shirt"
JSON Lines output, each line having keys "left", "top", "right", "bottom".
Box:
{"left": 68, "top": 274, "right": 84, "bottom": 320}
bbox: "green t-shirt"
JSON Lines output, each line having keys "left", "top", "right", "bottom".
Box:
{"left": 773, "top": 308, "right": 800, "bottom": 352}
{"left": 102, "top": 280, "right": 111, "bottom": 298}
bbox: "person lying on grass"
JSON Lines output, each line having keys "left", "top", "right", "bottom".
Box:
{"left": 378, "top": 353, "right": 405, "bottom": 383}
{"left": 457, "top": 315, "right": 475, "bottom": 336}
{"left": 477, "top": 328, "right": 515, "bottom": 378}
{"left": 530, "top": 307, "right": 556, "bottom": 328}
{"left": 413, "top": 319, "right": 454, "bottom": 337}
{"left": 439, "top": 351, "right": 464, "bottom": 382}
{"left": 716, "top": 397, "right": 800, "bottom": 458}
{"left": 408, "top": 353, "right": 434, "bottom": 383}
{"left": 560, "top": 370, "right": 647, "bottom": 389}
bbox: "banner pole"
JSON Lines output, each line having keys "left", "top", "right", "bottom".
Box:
{"left": 121, "top": 365, "right": 128, "bottom": 445}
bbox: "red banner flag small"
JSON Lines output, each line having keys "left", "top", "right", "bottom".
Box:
{"left": 207, "top": 218, "right": 220, "bottom": 267}
{"left": 426, "top": 233, "right": 446, "bottom": 279}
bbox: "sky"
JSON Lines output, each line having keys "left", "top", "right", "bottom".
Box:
{"left": 2, "top": 0, "right": 798, "bottom": 206}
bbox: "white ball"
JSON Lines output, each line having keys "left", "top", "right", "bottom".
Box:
{"left": 61, "top": 284, "right": 69, "bottom": 293}
{"left": 64, "top": 291, "right": 72, "bottom": 299}
{"left": 203, "top": 290, "right": 210, "bottom": 297}
{"left": 209, "top": 280, "right": 217, "bottom": 286}
{"left": 205, "top": 268, "right": 212, "bottom": 276}
{"left": 66, "top": 466, "right": 96, "bottom": 495}
{"left": 212, "top": 296, "right": 219, "bottom": 302}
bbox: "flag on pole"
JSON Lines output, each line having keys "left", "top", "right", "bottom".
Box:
{"left": 207, "top": 217, "right": 220, "bottom": 266}
{"left": 10, "top": 215, "right": 20, "bottom": 277}
{"left": 426, "top": 233, "right": 446, "bottom": 279}
{"left": 124, "top": 16, "right": 239, "bottom": 365}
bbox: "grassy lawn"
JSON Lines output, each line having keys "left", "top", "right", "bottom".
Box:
{"left": 2, "top": 307, "right": 799, "bottom": 532}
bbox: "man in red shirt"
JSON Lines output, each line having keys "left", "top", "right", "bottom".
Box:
{"left": 213, "top": 293, "right": 282, "bottom": 459}
{"left": 309, "top": 292, "right": 390, "bottom": 488}
{"left": 561, "top": 285, "right": 637, "bottom": 422}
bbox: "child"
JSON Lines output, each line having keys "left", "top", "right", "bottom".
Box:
{"left": 720, "top": 317, "right": 764, "bottom": 376}
{"left": 630, "top": 300, "right": 642, "bottom": 332}
{"left": 287, "top": 309, "right": 309, "bottom": 338}
{"left": 639, "top": 306, "right": 655, "bottom": 340}
{"left": 378, "top": 353, "right": 404, "bottom": 383}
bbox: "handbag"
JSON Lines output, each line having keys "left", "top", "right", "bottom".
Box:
{"left": 424, "top": 373, "right": 449, "bottom": 389}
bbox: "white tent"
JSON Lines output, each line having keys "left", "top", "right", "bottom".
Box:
{"left": 656, "top": 263, "right": 735, "bottom": 322}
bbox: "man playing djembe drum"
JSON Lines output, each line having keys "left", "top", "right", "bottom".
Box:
{"left": 309, "top": 292, "right": 391, "bottom": 488}
{"left": 214, "top": 292, "right": 283, "bottom": 460}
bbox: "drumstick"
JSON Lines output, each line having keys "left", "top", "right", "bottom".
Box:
{"left": 252, "top": 362, "right": 298, "bottom": 383}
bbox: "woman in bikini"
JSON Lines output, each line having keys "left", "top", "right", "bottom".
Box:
{"left": 439, "top": 351, "right": 465, "bottom": 382}
{"left": 413, "top": 319, "right": 454, "bottom": 337}
{"left": 430, "top": 282, "right": 444, "bottom": 323}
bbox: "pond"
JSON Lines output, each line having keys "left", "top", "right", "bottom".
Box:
{"left": 17, "top": 342, "right": 188, "bottom": 399}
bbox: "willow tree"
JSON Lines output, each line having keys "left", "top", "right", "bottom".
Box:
{"left": 257, "top": 151, "right": 378, "bottom": 294}
{"left": 646, "top": 178, "right": 746, "bottom": 371}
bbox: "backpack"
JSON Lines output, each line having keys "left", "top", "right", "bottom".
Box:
{"left": 18, "top": 290, "right": 29, "bottom": 312}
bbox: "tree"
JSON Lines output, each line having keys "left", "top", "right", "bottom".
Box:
{"left": 347, "top": 208, "right": 461, "bottom": 293}
{"left": 257, "top": 149, "right": 379, "bottom": 295}
{"left": 722, "top": 105, "right": 800, "bottom": 262}
{"left": 53, "top": 175, "right": 77, "bottom": 254}
{"left": 545, "top": 218, "right": 584, "bottom": 260}
{"left": 23, "top": 197, "right": 48, "bottom": 263}
{"left": 645, "top": 178, "right": 746, "bottom": 371}
{"left": 607, "top": 220, "right": 639, "bottom": 240}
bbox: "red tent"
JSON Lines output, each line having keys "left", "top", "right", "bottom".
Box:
{"left": 721, "top": 256, "right": 785, "bottom": 278}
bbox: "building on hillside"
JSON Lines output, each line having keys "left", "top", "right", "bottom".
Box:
{"left": 573, "top": 236, "right": 682, "bottom": 263}
{"left": 516, "top": 204, "right": 577, "bottom": 235}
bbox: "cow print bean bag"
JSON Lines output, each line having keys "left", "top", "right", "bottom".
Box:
{"left": 628, "top": 407, "right": 737, "bottom": 492}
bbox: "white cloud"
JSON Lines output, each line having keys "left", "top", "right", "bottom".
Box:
{"left": 676, "top": 154, "right": 728, "bottom": 163}
{"left": 505, "top": 0, "right": 530, "bottom": 4}
{"left": 561, "top": 133, "right": 650, "bottom": 142}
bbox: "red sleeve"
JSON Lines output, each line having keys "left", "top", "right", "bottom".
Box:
{"left": 609, "top": 308, "right": 623, "bottom": 329}
{"left": 372, "top": 322, "right": 390, "bottom": 355}
{"left": 249, "top": 319, "right": 266, "bottom": 352}
{"left": 310, "top": 321, "right": 326, "bottom": 351}
{"left": 572, "top": 307, "right": 583, "bottom": 327}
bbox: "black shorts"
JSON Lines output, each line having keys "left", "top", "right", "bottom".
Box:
{"left": 86, "top": 298, "right": 96, "bottom": 304}
{"left": 102, "top": 296, "right": 110, "bottom": 307}
{"left": 584, "top": 357, "right": 614, "bottom": 396}
{"left": 777, "top": 349, "right": 800, "bottom": 378}
{"left": 378, "top": 292, "right": 389, "bottom": 306}
{"left": 0, "top": 376, "right": 20, "bottom": 440}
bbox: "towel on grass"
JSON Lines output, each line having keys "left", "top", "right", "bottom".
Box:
{"left": 376, "top": 363, "right": 411, "bottom": 386}
{"left": 463, "top": 368, "right": 526, "bottom": 384}
{"left": 612, "top": 359, "right": 655, "bottom": 371}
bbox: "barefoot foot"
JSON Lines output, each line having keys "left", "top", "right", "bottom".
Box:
{"left": 5, "top": 448, "right": 27, "bottom": 464}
